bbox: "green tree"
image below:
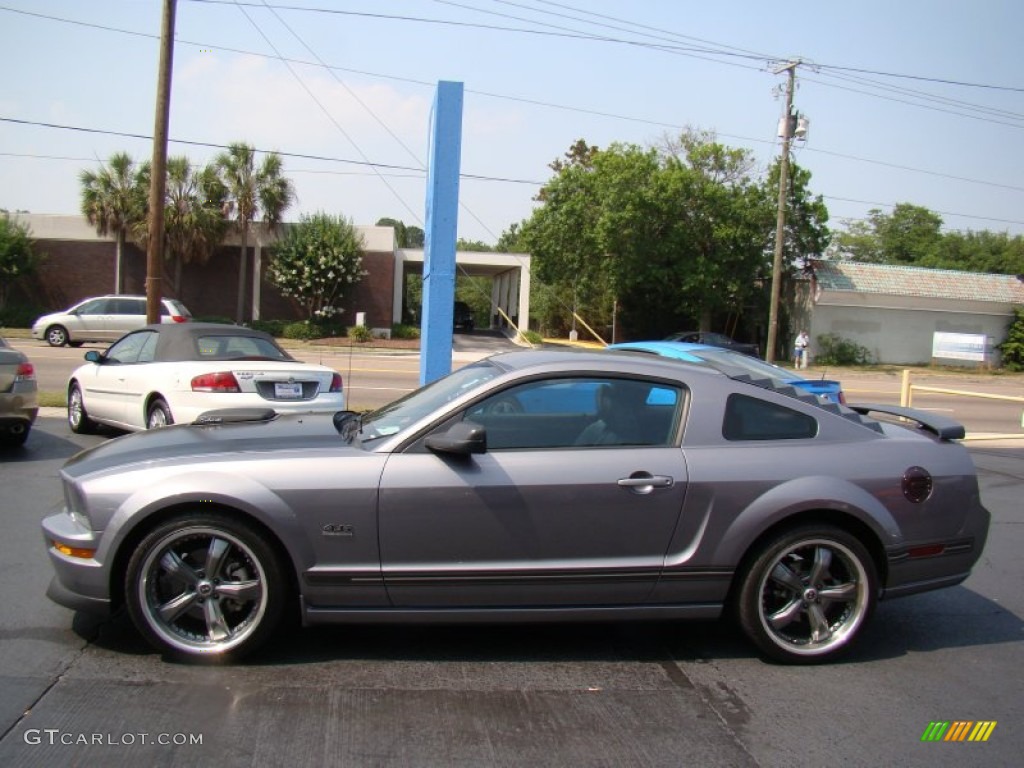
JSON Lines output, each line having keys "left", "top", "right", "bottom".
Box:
{"left": 998, "top": 307, "right": 1024, "bottom": 371}
{"left": 524, "top": 133, "right": 778, "bottom": 340}
{"left": 830, "top": 204, "right": 942, "bottom": 265}
{"left": 216, "top": 143, "right": 294, "bottom": 323}
{"left": 134, "top": 157, "right": 228, "bottom": 301}
{"left": 828, "top": 216, "right": 884, "bottom": 262}
{"left": 522, "top": 140, "right": 612, "bottom": 336}
{"left": 923, "top": 229, "right": 1024, "bottom": 275}
{"left": 268, "top": 212, "right": 366, "bottom": 322}
{"left": 877, "top": 203, "right": 943, "bottom": 264}
{"left": 79, "top": 152, "right": 149, "bottom": 294}
{"left": 377, "top": 218, "right": 425, "bottom": 248}
{"left": 0, "top": 213, "right": 37, "bottom": 310}
{"left": 496, "top": 222, "right": 526, "bottom": 252}
{"left": 456, "top": 239, "right": 493, "bottom": 252}
{"left": 763, "top": 158, "right": 831, "bottom": 268}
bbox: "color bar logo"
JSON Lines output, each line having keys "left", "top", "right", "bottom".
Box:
{"left": 921, "top": 721, "right": 997, "bottom": 742}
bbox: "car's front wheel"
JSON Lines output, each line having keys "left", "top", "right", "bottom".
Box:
{"left": 67, "top": 383, "right": 96, "bottom": 434}
{"left": 146, "top": 398, "right": 173, "bottom": 429}
{"left": 736, "top": 525, "right": 877, "bottom": 664}
{"left": 125, "top": 514, "right": 288, "bottom": 663}
{"left": 46, "top": 325, "right": 69, "bottom": 347}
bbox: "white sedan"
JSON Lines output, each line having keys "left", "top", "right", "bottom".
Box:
{"left": 67, "top": 323, "right": 345, "bottom": 433}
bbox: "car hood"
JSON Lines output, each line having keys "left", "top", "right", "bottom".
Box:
{"left": 62, "top": 411, "right": 357, "bottom": 479}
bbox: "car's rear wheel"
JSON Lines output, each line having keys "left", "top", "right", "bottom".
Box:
{"left": 67, "top": 383, "right": 96, "bottom": 434}
{"left": 2, "top": 425, "right": 30, "bottom": 446}
{"left": 146, "top": 398, "right": 173, "bottom": 429}
{"left": 125, "top": 514, "right": 287, "bottom": 663}
{"left": 46, "top": 325, "right": 69, "bottom": 347}
{"left": 737, "top": 525, "right": 876, "bottom": 664}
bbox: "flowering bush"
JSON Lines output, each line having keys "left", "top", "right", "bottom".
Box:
{"left": 269, "top": 212, "right": 367, "bottom": 322}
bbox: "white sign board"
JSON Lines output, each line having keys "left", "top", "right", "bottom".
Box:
{"left": 932, "top": 332, "right": 988, "bottom": 362}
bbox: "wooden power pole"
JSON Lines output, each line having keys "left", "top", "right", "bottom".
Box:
{"left": 145, "top": 0, "right": 176, "bottom": 324}
{"left": 765, "top": 60, "right": 798, "bottom": 364}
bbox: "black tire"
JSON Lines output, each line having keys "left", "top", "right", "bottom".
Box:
{"left": 46, "top": 325, "right": 69, "bottom": 347}
{"left": 736, "top": 525, "right": 877, "bottom": 664}
{"left": 67, "top": 382, "right": 97, "bottom": 434}
{"left": 146, "top": 398, "right": 174, "bottom": 429}
{"left": 125, "top": 513, "right": 288, "bottom": 663}
{"left": 2, "top": 426, "right": 30, "bottom": 447}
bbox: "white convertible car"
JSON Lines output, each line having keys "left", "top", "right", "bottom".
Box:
{"left": 67, "top": 323, "right": 345, "bottom": 432}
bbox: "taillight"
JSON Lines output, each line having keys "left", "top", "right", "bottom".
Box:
{"left": 170, "top": 315, "right": 188, "bottom": 323}
{"left": 329, "top": 373, "right": 343, "bottom": 393}
{"left": 838, "top": 391, "right": 847, "bottom": 405}
{"left": 191, "top": 372, "right": 241, "bottom": 392}
{"left": 15, "top": 362, "right": 35, "bottom": 381}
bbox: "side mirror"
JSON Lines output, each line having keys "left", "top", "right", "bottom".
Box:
{"left": 425, "top": 420, "right": 487, "bottom": 456}
{"left": 84, "top": 350, "right": 102, "bottom": 363}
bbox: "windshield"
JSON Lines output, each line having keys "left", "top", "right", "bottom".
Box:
{"left": 359, "top": 361, "right": 502, "bottom": 442}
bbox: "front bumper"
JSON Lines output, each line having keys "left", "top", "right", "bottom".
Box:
{"left": 41, "top": 511, "right": 111, "bottom": 615}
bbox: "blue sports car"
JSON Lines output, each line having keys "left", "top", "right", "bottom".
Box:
{"left": 608, "top": 341, "right": 845, "bottom": 404}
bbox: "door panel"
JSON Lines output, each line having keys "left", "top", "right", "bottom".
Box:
{"left": 378, "top": 447, "right": 688, "bottom": 607}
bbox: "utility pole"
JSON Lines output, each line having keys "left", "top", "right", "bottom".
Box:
{"left": 145, "top": 0, "right": 176, "bottom": 324}
{"left": 765, "top": 60, "right": 798, "bottom": 363}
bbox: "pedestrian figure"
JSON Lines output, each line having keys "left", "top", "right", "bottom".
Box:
{"left": 794, "top": 330, "right": 809, "bottom": 369}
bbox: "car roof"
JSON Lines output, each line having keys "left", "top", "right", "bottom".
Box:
{"left": 484, "top": 347, "right": 722, "bottom": 381}
{"left": 127, "top": 322, "right": 292, "bottom": 362}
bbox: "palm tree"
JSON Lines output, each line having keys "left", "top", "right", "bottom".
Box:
{"left": 135, "top": 157, "right": 228, "bottom": 300}
{"left": 80, "top": 152, "right": 149, "bottom": 294}
{"left": 215, "top": 143, "right": 294, "bottom": 323}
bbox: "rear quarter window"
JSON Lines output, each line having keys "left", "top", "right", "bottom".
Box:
{"left": 723, "top": 393, "right": 818, "bottom": 441}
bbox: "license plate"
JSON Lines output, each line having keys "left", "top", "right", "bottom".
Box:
{"left": 274, "top": 382, "right": 303, "bottom": 399}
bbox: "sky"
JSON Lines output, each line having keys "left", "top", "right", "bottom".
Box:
{"left": 1, "top": 0, "right": 1023, "bottom": 246}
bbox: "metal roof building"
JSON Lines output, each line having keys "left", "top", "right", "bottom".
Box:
{"left": 803, "top": 260, "right": 1024, "bottom": 365}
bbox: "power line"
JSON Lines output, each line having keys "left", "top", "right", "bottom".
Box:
{"left": 2, "top": 4, "right": 1022, "bottom": 237}
{"left": 0, "top": 116, "right": 543, "bottom": 184}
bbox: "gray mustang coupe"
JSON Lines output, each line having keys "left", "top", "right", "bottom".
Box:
{"left": 42, "top": 349, "right": 990, "bottom": 664}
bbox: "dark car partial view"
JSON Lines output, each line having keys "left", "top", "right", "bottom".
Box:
{"left": 0, "top": 337, "right": 39, "bottom": 446}
{"left": 666, "top": 331, "right": 759, "bottom": 357}
{"left": 453, "top": 301, "right": 475, "bottom": 332}
{"left": 42, "top": 349, "right": 989, "bottom": 665}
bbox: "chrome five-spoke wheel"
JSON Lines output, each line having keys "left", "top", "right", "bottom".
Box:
{"left": 737, "top": 526, "right": 877, "bottom": 663}
{"left": 126, "top": 515, "right": 286, "bottom": 662}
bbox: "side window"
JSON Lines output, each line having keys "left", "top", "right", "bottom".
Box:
{"left": 77, "top": 299, "right": 109, "bottom": 315}
{"left": 105, "top": 331, "right": 155, "bottom": 365}
{"left": 111, "top": 299, "right": 142, "bottom": 313}
{"left": 136, "top": 332, "right": 160, "bottom": 363}
{"left": 464, "top": 377, "right": 682, "bottom": 450}
{"left": 723, "top": 394, "right": 818, "bottom": 441}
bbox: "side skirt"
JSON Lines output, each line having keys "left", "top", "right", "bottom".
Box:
{"left": 300, "top": 602, "right": 723, "bottom": 626}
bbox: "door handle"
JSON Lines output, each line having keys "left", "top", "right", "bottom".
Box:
{"left": 617, "top": 473, "right": 674, "bottom": 494}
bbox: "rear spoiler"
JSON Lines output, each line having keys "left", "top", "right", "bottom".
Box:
{"left": 847, "top": 404, "right": 965, "bottom": 440}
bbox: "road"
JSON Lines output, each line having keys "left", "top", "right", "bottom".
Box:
{"left": 0, "top": 381, "right": 1021, "bottom": 764}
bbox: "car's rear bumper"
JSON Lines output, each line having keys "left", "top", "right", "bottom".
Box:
{"left": 882, "top": 504, "right": 991, "bottom": 599}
